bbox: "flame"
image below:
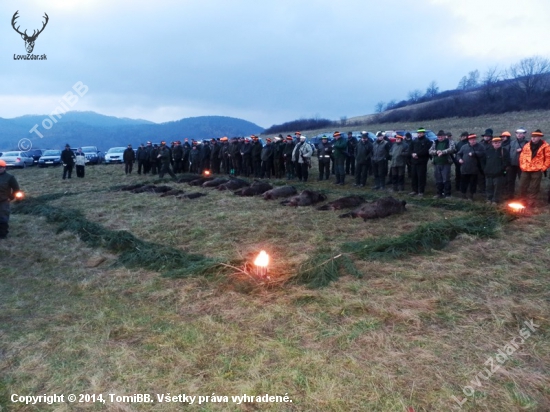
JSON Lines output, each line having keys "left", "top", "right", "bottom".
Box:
{"left": 203, "top": 170, "right": 211, "bottom": 176}
{"left": 508, "top": 202, "right": 525, "bottom": 211}
{"left": 254, "top": 250, "right": 269, "bottom": 268}
{"left": 14, "top": 191, "right": 25, "bottom": 200}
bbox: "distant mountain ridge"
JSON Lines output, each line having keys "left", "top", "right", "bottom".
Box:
{"left": 0, "top": 111, "right": 264, "bottom": 150}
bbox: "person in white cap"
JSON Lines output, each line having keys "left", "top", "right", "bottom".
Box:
{"left": 292, "top": 134, "right": 313, "bottom": 181}
{"left": 507, "top": 127, "right": 528, "bottom": 199}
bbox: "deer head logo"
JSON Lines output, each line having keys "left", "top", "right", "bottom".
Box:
{"left": 12, "top": 11, "right": 49, "bottom": 54}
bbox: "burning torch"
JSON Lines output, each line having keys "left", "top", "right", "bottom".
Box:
{"left": 254, "top": 250, "right": 269, "bottom": 278}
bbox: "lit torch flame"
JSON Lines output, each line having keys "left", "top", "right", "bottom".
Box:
{"left": 254, "top": 250, "right": 269, "bottom": 267}
{"left": 14, "top": 191, "right": 25, "bottom": 201}
{"left": 254, "top": 250, "right": 269, "bottom": 278}
{"left": 203, "top": 170, "right": 211, "bottom": 176}
{"left": 508, "top": 202, "right": 525, "bottom": 213}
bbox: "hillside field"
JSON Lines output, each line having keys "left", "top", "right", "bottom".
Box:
{"left": 1, "top": 114, "right": 550, "bottom": 411}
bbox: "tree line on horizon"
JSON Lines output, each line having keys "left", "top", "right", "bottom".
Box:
{"left": 373, "top": 55, "right": 550, "bottom": 123}
{"left": 264, "top": 55, "right": 550, "bottom": 133}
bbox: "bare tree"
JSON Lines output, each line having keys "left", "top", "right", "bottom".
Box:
{"left": 374, "top": 101, "right": 385, "bottom": 113}
{"left": 408, "top": 89, "right": 423, "bottom": 102}
{"left": 479, "top": 66, "right": 501, "bottom": 100}
{"left": 457, "top": 76, "right": 468, "bottom": 90}
{"left": 458, "top": 70, "right": 480, "bottom": 90}
{"left": 340, "top": 116, "right": 347, "bottom": 126}
{"left": 385, "top": 100, "right": 398, "bottom": 110}
{"left": 508, "top": 56, "right": 550, "bottom": 101}
{"left": 425, "top": 81, "right": 439, "bottom": 98}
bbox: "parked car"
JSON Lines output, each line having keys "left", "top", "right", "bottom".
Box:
{"left": 425, "top": 130, "right": 438, "bottom": 141}
{"left": 104, "top": 147, "right": 127, "bottom": 164}
{"left": 80, "top": 146, "right": 104, "bottom": 164}
{"left": 0, "top": 151, "right": 35, "bottom": 168}
{"left": 38, "top": 150, "right": 62, "bottom": 167}
{"left": 25, "top": 149, "right": 45, "bottom": 164}
{"left": 393, "top": 130, "right": 418, "bottom": 139}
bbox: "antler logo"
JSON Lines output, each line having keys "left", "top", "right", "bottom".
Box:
{"left": 11, "top": 10, "right": 49, "bottom": 54}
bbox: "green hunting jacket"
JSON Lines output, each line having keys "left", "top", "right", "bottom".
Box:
{"left": 332, "top": 138, "right": 348, "bottom": 160}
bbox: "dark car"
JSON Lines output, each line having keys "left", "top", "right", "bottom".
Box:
{"left": 80, "top": 146, "right": 104, "bottom": 164}
{"left": 26, "top": 149, "right": 44, "bottom": 164}
{"left": 38, "top": 150, "right": 62, "bottom": 167}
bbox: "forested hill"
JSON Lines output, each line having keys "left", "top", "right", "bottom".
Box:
{"left": 0, "top": 111, "right": 265, "bottom": 151}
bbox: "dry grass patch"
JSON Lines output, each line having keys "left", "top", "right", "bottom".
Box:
{"left": 2, "top": 160, "right": 550, "bottom": 411}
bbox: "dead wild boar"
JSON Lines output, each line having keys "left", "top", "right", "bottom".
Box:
{"left": 159, "top": 189, "right": 185, "bottom": 197}
{"left": 234, "top": 180, "right": 273, "bottom": 196}
{"left": 216, "top": 178, "right": 250, "bottom": 191}
{"left": 317, "top": 195, "right": 366, "bottom": 210}
{"left": 280, "top": 190, "right": 327, "bottom": 206}
{"left": 188, "top": 177, "right": 214, "bottom": 186}
{"left": 339, "top": 196, "right": 406, "bottom": 220}
{"left": 176, "top": 192, "right": 207, "bottom": 200}
{"left": 263, "top": 186, "right": 298, "bottom": 200}
{"left": 202, "top": 178, "right": 229, "bottom": 188}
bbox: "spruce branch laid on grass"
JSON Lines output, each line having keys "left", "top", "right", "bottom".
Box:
{"left": 13, "top": 193, "right": 217, "bottom": 277}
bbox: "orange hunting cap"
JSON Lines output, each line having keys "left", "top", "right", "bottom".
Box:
{"left": 467, "top": 134, "right": 477, "bottom": 140}
{"left": 333, "top": 131, "right": 341, "bottom": 137}
{"left": 220, "top": 136, "right": 228, "bottom": 141}
{"left": 531, "top": 130, "right": 544, "bottom": 137}
{"left": 500, "top": 131, "right": 511, "bottom": 137}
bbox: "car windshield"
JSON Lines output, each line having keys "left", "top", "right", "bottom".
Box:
{"left": 81, "top": 146, "right": 97, "bottom": 152}
{"left": 107, "top": 147, "right": 125, "bottom": 153}
{"left": 43, "top": 150, "right": 61, "bottom": 155}
{"left": 2, "top": 152, "right": 21, "bottom": 156}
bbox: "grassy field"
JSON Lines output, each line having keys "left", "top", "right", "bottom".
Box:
{"left": 1, "top": 120, "right": 550, "bottom": 411}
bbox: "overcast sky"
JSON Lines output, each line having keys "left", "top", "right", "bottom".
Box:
{"left": 1, "top": 0, "right": 549, "bottom": 128}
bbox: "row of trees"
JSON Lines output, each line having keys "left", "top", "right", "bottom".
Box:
{"left": 373, "top": 56, "right": 550, "bottom": 122}
{"left": 264, "top": 117, "right": 333, "bottom": 134}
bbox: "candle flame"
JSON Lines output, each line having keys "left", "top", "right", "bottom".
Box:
{"left": 254, "top": 250, "right": 269, "bottom": 268}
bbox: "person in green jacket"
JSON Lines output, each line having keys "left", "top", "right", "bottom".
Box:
{"left": 157, "top": 142, "right": 176, "bottom": 179}
{"left": 332, "top": 131, "right": 348, "bottom": 185}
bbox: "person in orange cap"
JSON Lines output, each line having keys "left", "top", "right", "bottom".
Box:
{"left": 0, "top": 159, "right": 21, "bottom": 239}
{"left": 481, "top": 136, "right": 509, "bottom": 204}
{"left": 219, "top": 137, "right": 230, "bottom": 174}
{"left": 519, "top": 129, "right": 550, "bottom": 206}
{"left": 283, "top": 135, "right": 296, "bottom": 179}
{"left": 456, "top": 134, "right": 486, "bottom": 200}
